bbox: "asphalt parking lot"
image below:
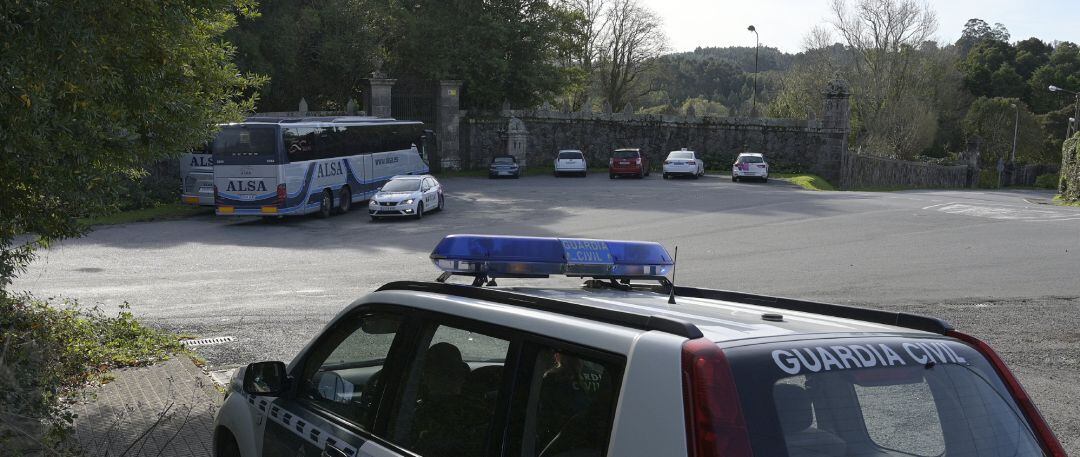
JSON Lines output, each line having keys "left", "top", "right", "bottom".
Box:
{"left": 12, "top": 173, "right": 1080, "bottom": 451}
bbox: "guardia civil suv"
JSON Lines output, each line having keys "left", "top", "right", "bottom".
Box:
{"left": 214, "top": 235, "right": 1065, "bottom": 457}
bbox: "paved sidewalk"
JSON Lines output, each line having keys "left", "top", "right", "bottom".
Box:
{"left": 72, "top": 357, "right": 223, "bottom": 457}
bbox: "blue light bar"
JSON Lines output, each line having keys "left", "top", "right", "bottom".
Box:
{"left": 430, "top": 235, "right": 673, "bottom": 279}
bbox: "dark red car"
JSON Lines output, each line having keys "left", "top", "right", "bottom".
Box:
{"left": 609, "top": 148, "right": 650, "bottom": 178}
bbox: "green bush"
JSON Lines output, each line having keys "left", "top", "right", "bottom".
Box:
{"left": 1034, "top": 173, "right": 1060, "bottom": 190}
{"left": 977, "top": 168, "right": 1000, "bottom": 189}
{"left": 0, "top": 294, "right": 183, "bottom": 453}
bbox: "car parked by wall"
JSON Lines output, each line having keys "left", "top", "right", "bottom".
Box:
{"left": 662, "top": 149, "right": 705, "bottom": 179}
{"left": 733, "top": 152, "right": 769, "bottom": 182}
{"left": 488, "top": 155, "right": 520, "bottom": 179}
{"left": 554, "top": 150, "right": 587, "bottom": 177}
{"left": 609, "top": 148, "right": 650, "bottom": 179}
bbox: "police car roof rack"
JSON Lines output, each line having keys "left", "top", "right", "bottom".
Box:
{"left": 377, "top": 281, "right": 704, "bottom": 339}
{"left": 670, "top": 286, "right": 953, "bottom": 334}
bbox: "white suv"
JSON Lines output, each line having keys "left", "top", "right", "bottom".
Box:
{"left": 554, "top": 150, "right": 587, "bottom": 177}
{"left": 214, "top": 235, "right": 1066, "bottom": 457}
{"left": 733, "top": 152, "right": 769, "bottom": 182}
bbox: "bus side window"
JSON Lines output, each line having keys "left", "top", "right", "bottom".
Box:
{"left": 285, "top": 127, "right": 317, "bottom": 162}
{"left": 314, "top": 127, "right": 340, "bottom": 160}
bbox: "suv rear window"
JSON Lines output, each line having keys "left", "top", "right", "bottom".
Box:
{"left": 558, "top": 151, "right": 583, "bottom": 160}
{"left": 613, "top": 150, "right": 638, "bottom": 159}
{"left": 726, "top": 337, "right": 1044, "bottom": 457}
{"left": 736, "top": 155, "right": 764, "bottom": 164}
{"left": 492, "top": 156, "right": 516, "bottom": 164}
{"left": 668, "top": 152, "right": 694, "bottom": 160}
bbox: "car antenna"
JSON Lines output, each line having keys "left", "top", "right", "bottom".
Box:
{"left": 668, "top": 246, "right": 678, "bottom": 304}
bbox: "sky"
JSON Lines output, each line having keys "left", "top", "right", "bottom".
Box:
{"left": 638, "top": 0, "right": 1080, "bottom": 54}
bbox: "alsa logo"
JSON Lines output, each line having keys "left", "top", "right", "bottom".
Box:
{"left": 317, "top": 161, "right": 344, "bottom": 178}
{"left": 375, "top": 156, "right": 399, "bottom": 166}
{"left": 226, "top": 180, "right": 267, "bottom": 192}
{"left": 189, "top": 154, "right": 213, "bottom": 167}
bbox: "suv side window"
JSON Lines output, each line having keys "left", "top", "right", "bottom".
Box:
{"left": 387, "top": 322, "right": 512, "bottom": 457}
{"left": 513, "top": 345, "right": 624, "bottom": 457}
{"left": 298, "top": 312, "right": 405, "bottom": 432}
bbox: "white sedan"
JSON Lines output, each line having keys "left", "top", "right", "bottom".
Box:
{"left": 368, "top": 175, "right": 444, "bottom": 220}
{"left": 662, "top": 149, "right": 704, "bottom": 179}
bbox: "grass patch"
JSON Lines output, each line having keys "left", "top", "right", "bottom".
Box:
{"left": 78, "top": 203, "right": 211, "bottom": 227}
{"left": 1053, "top": 195, "right": 1080, "bottom": 207}
{"left": 0, "top": 294, "right": 188, "bottom": 453}
{"left": 773, "top": 173, "right": 836, "bottom": 191}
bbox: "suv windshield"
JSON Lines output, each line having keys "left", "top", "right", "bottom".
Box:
{"left": 668, "top": 152, "right": 694, "bottom": 160}
{"left": 212, "top": 126, "right": 280, "bottom": 165}
{"left": 737, "top": 155, "right": 764, "bottom": 164}
{"left": 613, "top": 150, "right": 638, "bottom": 159}
{"left": 726, "top": 337, "right": 1044, "bottom": 457}
{"left": 492, "top": 156, "right": 516, "bottom": 164}
{"left": 381, "top": 179, "right": 421, "bottom": 192}
{"left": 558, "top": 151, "right": 583, "bottom": 160}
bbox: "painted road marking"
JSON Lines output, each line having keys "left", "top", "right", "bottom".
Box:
{"left": 925, "top": 202, "right": 1080, "bottom": 222}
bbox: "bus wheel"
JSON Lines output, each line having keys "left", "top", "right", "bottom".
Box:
{"left": 414, "top": 202, "right": 424, "bottom": 220}
{"left": 318, "top": 190, "right": 332, "bottom": 218}
{"left": 337, "top": 187, "right": 352, "bottom": 214}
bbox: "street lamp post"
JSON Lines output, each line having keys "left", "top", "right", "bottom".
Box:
{"left": 1049, "top": 85, "right": 1080, "bottom": 138}
{"left": 748, "top": 25, "right": 759, "bottom": 117}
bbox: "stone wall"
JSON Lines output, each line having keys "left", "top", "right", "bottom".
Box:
{"left": 840, "top": 153, "right": 971, "bottom": 189}
{"left": 1060, "top": 133, "right": 1080, "bottom": 201}
{"left": 461, "top": 111, "right": 846, "bottom": 182}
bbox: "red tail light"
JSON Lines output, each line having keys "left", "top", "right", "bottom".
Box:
{"left": 276, "top": 184, "right": 287, "bottom": 206}
{"left": 682, "top": 338, "right": 753, "bottom": 457}
{"left": 946, "top": 330, "right": 1066, "bottom": 456}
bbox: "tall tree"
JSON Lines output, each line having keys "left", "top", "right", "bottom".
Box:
{"left": 595, "top": 0, "right": 666, "bottom": 109}
{"left": 387, "top": 0, "right": 579, "bottom": 109}
{"left": 0, "top": 0, "right": 262, "bottom": 288}
{"left": 963, "top": 97, "right": 1044, "bottom": 164}
{"left": 828, "top": 0, "right": 941, "bottom": 158}
{"left": 228, "top": 0, "right": 388, "bottom": 111}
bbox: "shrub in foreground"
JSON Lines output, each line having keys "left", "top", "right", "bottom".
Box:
{"left": 0, "top": 294, "right": 182, "bottom": 454}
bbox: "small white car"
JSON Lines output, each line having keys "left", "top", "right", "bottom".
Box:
{"left": 733, "top": 152, "right": 769, "bottom": 182}
{"left": 368, "top": 175, "right": 443, "bottom": 220}
{"left": 662, "top": 149, "right": 704, "bottom": 179}
{"left": 554, "top": 149, "right": 587, "bottom": 177}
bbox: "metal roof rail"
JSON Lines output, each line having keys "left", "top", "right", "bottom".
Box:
{"left": 671, "top": 286, "right": 953, "bottom": 334}
{"left": 376, "top": 281, "right": 704, "bottom": 339}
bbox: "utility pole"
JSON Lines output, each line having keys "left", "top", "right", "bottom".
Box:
{"left": 1010, "top": 103, "right": 1019, "bottom": 164}
{"left": 747, "top": 25, "right": 759, "bottom": 117}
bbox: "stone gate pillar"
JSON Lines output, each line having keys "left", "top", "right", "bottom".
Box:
{"left": 361, "top": 77, "right": 396, "bottom": 118}
{"left": 821, "top": 78, "right": 851, "bottom": 189}
{"left": 506, "top": 117, "right": 528, "bottom": 170}
{"left": 436, "top": 80, "right": 463, "bottom": 170}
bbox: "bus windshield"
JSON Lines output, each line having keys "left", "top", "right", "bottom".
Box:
{"left": 213, "top": 126, "right": 279, "bottom": 165}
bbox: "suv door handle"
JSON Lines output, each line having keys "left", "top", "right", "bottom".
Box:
{"left": 322, "top": 444, "right": 349, "bottom": 457}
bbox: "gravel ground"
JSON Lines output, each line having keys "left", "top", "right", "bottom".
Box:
{"left": 883, "top": 296, "right": 1080, "bottom": 454}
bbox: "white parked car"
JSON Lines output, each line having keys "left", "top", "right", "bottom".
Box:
{"left": 662, "top": 149, "right": 704, "bottom": 179}
{"left": 733, "top": 152, "right": 769, "bottom": 182}
{"left": 368, "top": 175, "right": 443, "bottom": 220}
{"left": 554, "top": 149, "right": 587, "bottom": 176}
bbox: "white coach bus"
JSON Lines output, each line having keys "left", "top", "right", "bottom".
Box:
{"left": 211, "top": 116, "right": 431, "bottom": 217}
